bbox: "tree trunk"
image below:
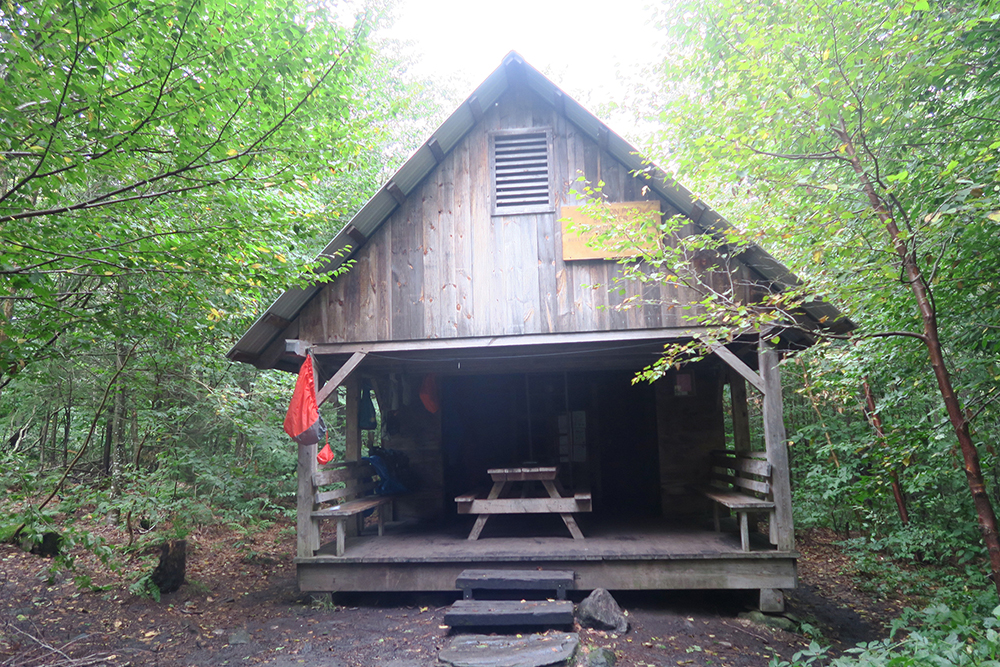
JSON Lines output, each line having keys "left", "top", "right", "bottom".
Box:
{"left": 62, "top": 394, "right": 72, "bottom": 469}
{"left": 38, "top": 410, "right": 49, "bottom": 471}
{"left": 841, "top": 124, "right": 1000, "bottom": 596}
{"left": 862, "top": 378, "right": 909, "bottom": 525}
{"left": 102, "top": 420, "right": 112, "bottom": 475}
{"left": 151, "top": 539, "right": 186, "bottom": 594}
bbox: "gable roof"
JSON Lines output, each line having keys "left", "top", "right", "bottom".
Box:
{"left": 228, "top": 51, "right": 853, "bottom": 370}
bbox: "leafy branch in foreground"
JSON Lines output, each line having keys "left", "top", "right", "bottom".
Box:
{"left": 638, "top": 0, "right": 1000, "bottom": 595}
{"left": 0, "top": 0, "right": 391, "bottom": 385}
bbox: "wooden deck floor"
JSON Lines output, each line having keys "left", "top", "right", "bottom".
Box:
{"left": 295, "top": 516, "right": 798, "bottom": 594}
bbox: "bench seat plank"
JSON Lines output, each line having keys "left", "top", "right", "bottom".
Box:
{"left": 311, "top": 495, "right": 391, "bottom": 518}
{"left": 700, "top": 488, "right": 775, "bottom": 510}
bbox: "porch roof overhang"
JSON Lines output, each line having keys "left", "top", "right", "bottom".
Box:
{"left": 228, "top": 51, "right": 855, "bottom": 371}
{"left": 300, "top": 327, "right": 774, "bottom": 379}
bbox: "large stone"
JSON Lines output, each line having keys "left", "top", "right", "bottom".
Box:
{"left": 228, "top": 628, "right": 251, "bottom": 645}
{"left": 439, "top": 632, "right": 579, "bottom": 667}
{"left": 576, "top": 589, "right": 628, "bottom": 634}
{"left": 738, "top": 610, "right": 796, "bottom": 632}
{"left": 584, "top": 647, "right": 616, "bottom": 667}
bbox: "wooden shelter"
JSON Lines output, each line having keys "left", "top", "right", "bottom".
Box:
{"left": 228, "top": 52, "right": 852, "bottom": 612}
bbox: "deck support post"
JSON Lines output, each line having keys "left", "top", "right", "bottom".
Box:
{"left": 759, "top": 339, "right": 794, "bottom": 552}
{"left": 297, "top": 442, "right": 320, "bottom": 558}
{"left": 759, "top": 588, "right": 784, "bottom": 613}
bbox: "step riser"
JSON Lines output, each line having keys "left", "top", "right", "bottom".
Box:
{"left": 456, "top": 568, "right": 575, "bottom": 600}
{"left": 444, "top": 600, "right": 574, "bottom": 628}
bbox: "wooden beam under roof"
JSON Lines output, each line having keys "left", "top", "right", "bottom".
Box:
{"left": 263, "top": 312, "right": 291, "bottom": 329}
{"left": 386, "top": 181, "right": 407, "bottom": 206}
{"left": 345, "top": 225, "right": 367, "bottom": 246}
{"left": 316, "top": 351, "right": 367, "bottom": 408}
{"left": 427, "top": 137, "right": 445, "bottom": 163}
{"left": 285, "top": 339, "right": 311, "bottom": 359}
{"left": 309, "top": 327, "right": 719, "bottom": 357}
{"left": 711, "top": 343, "right": 764, "bottom": 394}
{"left": 467, "top": 95, "right": 483, "bottom": 122}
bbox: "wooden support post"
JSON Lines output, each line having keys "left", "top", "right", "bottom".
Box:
{"left": 759, "top": 340, "right": 794, "bottom": 552}
{"left": 345, "top": 375, "right": 362, "bottom": 462}
{"left": 296, "top": 443, "right": 320, "bottom": 558}
{"left": 343, "top": 376, "right": 363, "bottom": 541}
{"left": 729, "top": 370, "right": 751, "bottom": 454}
{"left": 759, "top": 588, "right": 785, "bottom": 613}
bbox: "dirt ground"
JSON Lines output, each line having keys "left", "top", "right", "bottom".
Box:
{"left": 0, "top": 523, "right": 913, "bottom": 667}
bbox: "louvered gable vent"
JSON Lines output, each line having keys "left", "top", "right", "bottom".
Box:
{"left": 491, "top": 129, "right": 553, "bottom": 215}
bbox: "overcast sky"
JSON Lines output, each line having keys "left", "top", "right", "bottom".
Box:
{"left": 376, "top": 0, "right": 665, "bottom": 138}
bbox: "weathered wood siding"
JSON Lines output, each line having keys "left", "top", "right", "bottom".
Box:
{"left": 656, "top": 364, "right": 727, "bottom": 517}
{"left": 298, "top": 84, "right": 745, "bottom": 344}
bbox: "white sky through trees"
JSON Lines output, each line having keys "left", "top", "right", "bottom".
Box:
{"left": 377, "top": 0, "right": 663, "bottom": 136}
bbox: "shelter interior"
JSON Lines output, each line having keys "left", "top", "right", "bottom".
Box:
{"left": 292, "top": 339, "right": 797, "bottom": 614}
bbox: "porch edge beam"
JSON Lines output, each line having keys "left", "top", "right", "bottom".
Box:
{"left": 316, "top": 351, "right": 367, "bottom": 408}
{"left": 711, "top": 344, "right": 764, "bottom": 394}
{"left": 310, "top": 327, "right": 721, "bottom": 357}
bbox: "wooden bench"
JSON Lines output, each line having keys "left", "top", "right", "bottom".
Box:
{"left": 696, "top": 450, "right": 774, "bottom": 552}
{"left": 310, "top": 460, "right": 396, "bottom": 557}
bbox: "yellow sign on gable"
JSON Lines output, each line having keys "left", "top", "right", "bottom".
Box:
{"left": 560, "top": 201, "right": 662, "bottom": 261}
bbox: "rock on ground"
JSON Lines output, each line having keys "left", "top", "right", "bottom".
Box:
{"left": 582, "top": 647, "right": 616, "bottom": 667}
{"left": 439, "top": 632, "right": 579, "bottom": 667}
{"left": 738, "top": 610, "right": 797, "bottom": 632}
{"left": 576, "top": 589, "right": 628, "bottom": 634}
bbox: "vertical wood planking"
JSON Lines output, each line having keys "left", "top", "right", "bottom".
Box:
{"left": 469, "top": 108, "right": 493, "bottom": 337}
{"left": 391, "top": 195, "right": 425, "bottom": 340}
{"left": 553, "top": 110, "right": 575, "bottom": 333}
{"left": 297, "top": 297, "right": 322, "bottom": 342}
{"left": 286, "top": 83, "right": 788, "bottom": 347}
{"left": 452, "top": 134, "right": 474, "bottom": 337}
{"left": 440, "top": 148, "right": 459, "bottom": 336}
{"left": 536, "top": 209, "right": 559, "bottom": 333}
{"left": 327, "top": 270, "right": 345, "bottom": 342}
{"left": 343, "top": 243, "right": 364, "bottom": 341}
{"left": 372, "top": 221, "right": 392, "bottom": 341}
{"left": 422, "top": 158, "right": 444, "bottom": 338}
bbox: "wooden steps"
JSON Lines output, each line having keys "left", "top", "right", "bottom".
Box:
{"left": 445, "top": 569, "right": 577, "bottom": 630}
{"left": 456, "top": 569, "right": 575, "bottom": 600}
{"left": 444, "top": 600, "right": 574, "bottom": 628}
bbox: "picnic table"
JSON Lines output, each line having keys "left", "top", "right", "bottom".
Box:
{"left": 455, "top": 467, "right": 592, "bottom": 540}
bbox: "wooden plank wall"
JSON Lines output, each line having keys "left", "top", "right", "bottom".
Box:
{"left": 298, "top": 84, "right": 730, "bottom": 345}
{"left": 655, "top": 363, "right": 726, "bottom": 517}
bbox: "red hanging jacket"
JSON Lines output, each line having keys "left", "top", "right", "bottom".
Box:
{"left": 283, "top": 356, "right": 327, "bottom": 447}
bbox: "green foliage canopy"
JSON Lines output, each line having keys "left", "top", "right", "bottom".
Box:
{"left": 642, "top": 0, "right": 1000, "bottom": 591}
{"left": 0, "top": 0, "right": 382, "bottom": 385}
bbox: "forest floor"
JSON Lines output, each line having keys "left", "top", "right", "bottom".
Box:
{"left": 0, "top": 521, "right": 918, "bottom": 667}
